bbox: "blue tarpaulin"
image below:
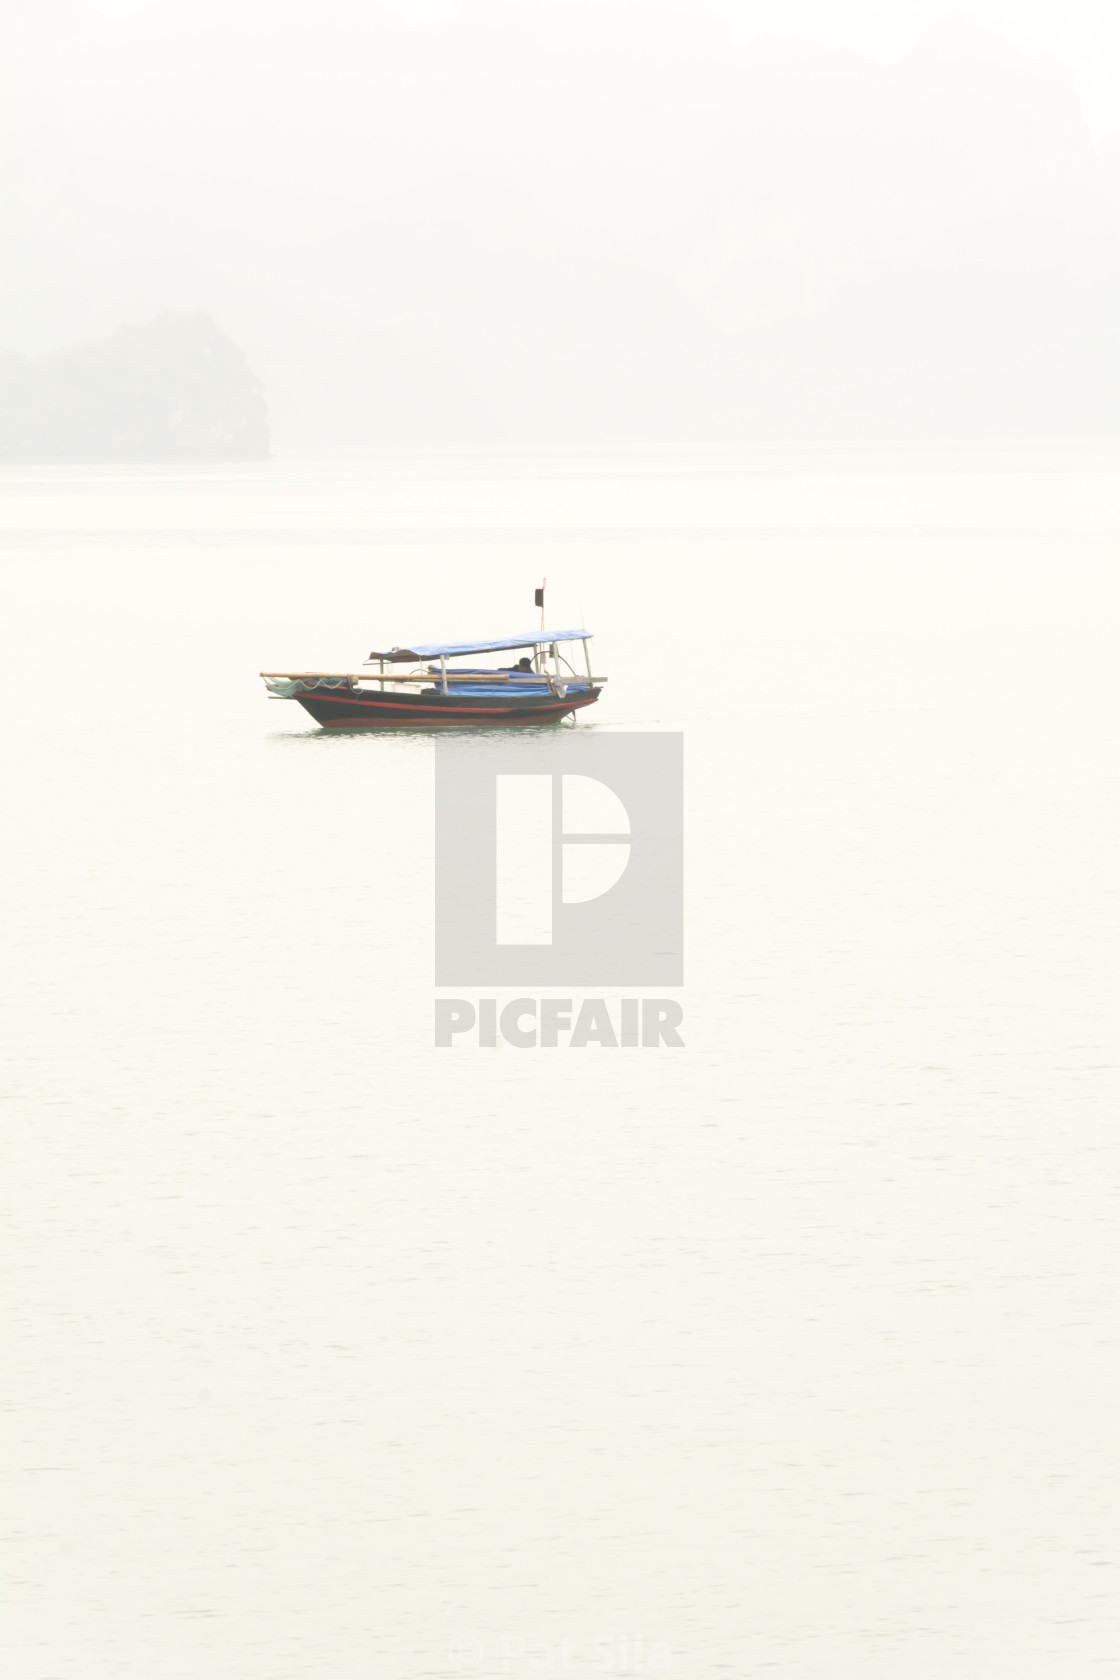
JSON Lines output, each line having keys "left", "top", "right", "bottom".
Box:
{"left": 442, "top": 680, "right": 589, "bottom": 696}
{"left": 366, "top": 629, "right": 591, "bottom": 663}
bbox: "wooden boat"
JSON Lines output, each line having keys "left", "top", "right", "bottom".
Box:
{"left": 261, "top": 630, "right": 605, "bottom": 729}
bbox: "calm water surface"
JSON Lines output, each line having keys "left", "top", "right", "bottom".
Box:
{"left": 3, "top": 445, "right": 1119, "bottom": 1678}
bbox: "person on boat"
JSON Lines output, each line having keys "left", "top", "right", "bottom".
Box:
{"left": 502, "top": 656, "right": 536, "bottom": 674}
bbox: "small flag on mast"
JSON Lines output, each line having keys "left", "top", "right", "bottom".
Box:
{"left": 534, "top": 586, "right": 545, "bottom": 609}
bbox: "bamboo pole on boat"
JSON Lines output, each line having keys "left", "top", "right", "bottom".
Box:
{"left": 260, "top": 671, "right": 608, "bottom": 684}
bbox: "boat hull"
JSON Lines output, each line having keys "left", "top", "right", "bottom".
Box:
{"left": 291, "top": 686, "right": 602, "bottom": 729}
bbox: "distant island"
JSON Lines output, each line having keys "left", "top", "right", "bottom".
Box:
{"left": 0, "top": 314, "right": 269, "bottom": 462}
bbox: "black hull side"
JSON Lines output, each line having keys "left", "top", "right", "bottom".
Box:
{"left": 291, "top": 687, "right": 602, "bottom": 729}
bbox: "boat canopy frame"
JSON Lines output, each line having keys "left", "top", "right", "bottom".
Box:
{"left": 365, "top": 629, "right": 591, "bottom": 664}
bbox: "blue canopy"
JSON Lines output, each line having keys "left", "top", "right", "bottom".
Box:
{"left": 366, "top": 628, "right": 591, "bottom": 664}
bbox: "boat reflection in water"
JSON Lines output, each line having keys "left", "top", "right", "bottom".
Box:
{"left": 262, "top": 629, "right": 605, "bottom": 729}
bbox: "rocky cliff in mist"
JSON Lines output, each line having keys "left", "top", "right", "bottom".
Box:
{"left": 0, "top": 314, "right": 269, "bottom": 461}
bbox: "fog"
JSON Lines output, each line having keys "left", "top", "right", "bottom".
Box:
{"left": 4, "top": 0, "right": 1119, "bottom": 443}
{"left": 7, "top": 8, "right": 1120, "bottom": 1675}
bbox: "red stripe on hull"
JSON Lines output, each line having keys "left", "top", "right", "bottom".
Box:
{"left": 298, "top": 693, "right": 601, "bottom": 729}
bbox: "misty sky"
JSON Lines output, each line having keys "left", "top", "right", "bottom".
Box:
{"left": 82, "top": 0, "right": 1120, "bottom": 131}
{"left": 6, "top": 0, "right": 1120, "bottom": 443}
